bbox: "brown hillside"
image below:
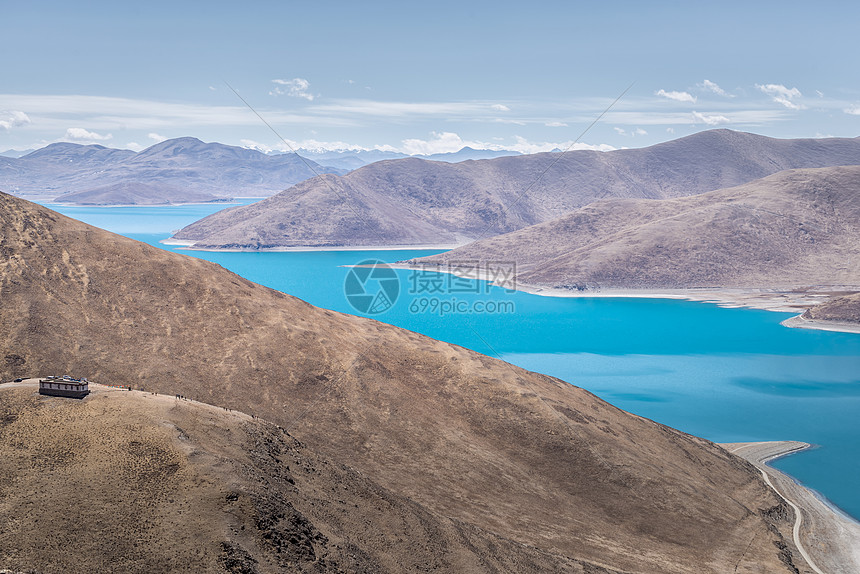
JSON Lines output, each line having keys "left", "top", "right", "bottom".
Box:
{"left": 54, "top": 181, "right": 229, "bottom": 205}
{"left": 803, "top": 291, "right": 860, "bottom": 323}
{"left": 414, "top": 165, "right": 860, "bottom": 291}
{"left": 0, "top": 193, "right": 804, "bottom": 573}
{"left": 1, "top": 383, "right": 605, "bottom": 573}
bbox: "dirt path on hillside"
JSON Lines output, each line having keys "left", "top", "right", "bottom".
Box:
{"left": 724, "top": 441, "right": 860, "bottom": 574}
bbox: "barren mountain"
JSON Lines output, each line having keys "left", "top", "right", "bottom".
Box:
{"left": 1, "top": 383, "right": 601, "bottom": 573}
{"left": 172, "top": 129, "right": 860, "bottom": 249}
{"left": 412, "top": 165, "right": 860, "bottom": 293}
{"left": 416, "top": 146, "right": 522, "bottom": 163}
{"left": 803, "top": 291, "right": 860, "bottom": 323}
{"left": 0, "top": 137, "right": 344, "bottom": 203}
{"left": 296, "top": 146, "right": 519, "bottom": 170}
{"left": 0, "top": 149, "right": 35, "bottom": 158}
{"left": 0, "top": 192, "right": 810, "bottom": 572}
{"left": 53, "top": 181, "right": 230, "bottom": 205}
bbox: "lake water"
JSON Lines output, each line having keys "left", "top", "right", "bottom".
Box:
{"left": 44, "top": 202, "right": 860, "bottom": 520}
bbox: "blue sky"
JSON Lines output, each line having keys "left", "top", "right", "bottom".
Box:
{"left": 2, "top": 0, "right": 859, "bottom": 154}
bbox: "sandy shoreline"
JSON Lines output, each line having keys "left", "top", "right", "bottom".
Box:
{"left": 165, "top": 240, "right": 467, "bottom": 252}
{"left": 390, "top": 262, "right": 860, "bottom": 334}
{"left": 723, "top": 441, "right": 860, "bottom": 574}
{"left": 154, "top": 243, "right": 860, "bottom": 334}
{"left": 40, "top": 201, "right": 245, "bottom": 208}
{"left": 520, "top": 285, "right": 860, "bottom": 334}
{"left": 781, "top": 314, "right": 860, "bottom": 334}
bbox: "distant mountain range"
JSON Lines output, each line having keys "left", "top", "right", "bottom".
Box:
{"left": 0, "top": 139, "right": 525, "bottom": 204}
{"left": 413, "top": 165, "right": 860, "bottom": 292}
{"left": 295, "top": 146, "right": 521, "bottom": 170}
{"left": 172, "top": 130, "right": 860, "bottom": 249}
{"left": 0, "top": 148, "right": 36, "bottom": 158}
{"left": 0, "top": 137, "right": 347, "bottom": 204}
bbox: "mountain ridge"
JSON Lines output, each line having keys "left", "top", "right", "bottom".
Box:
{"left": 0, "top": 137, "right": 345, "bottom": 203}
{"left": 410, "top": 165, "right": 860, "bottom": 295}
{"left": 172, "top": 129, "right": 860, "bottom": 249}
{"left": 53, "top": 181, "right": 231, "bottom": 205}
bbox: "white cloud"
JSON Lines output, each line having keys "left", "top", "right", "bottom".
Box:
{"left": 491, "top": 118, "right": 527, "bottom": 125}
{"left": 691, "top": 111, "right": 731, "bottom": 125}
{"left": 65, "top": 127, "right": 112, "bottom": 141}
{"left": 815, "top": 90, "right": 824, "bottom": 98}
{"left": 545, "top": 121, "right": 567, "bottom": 127}
{"left": 490, "top": 103, "right": 510, "bottom": 112}
{"left": 0, "top": 110, "right": 31, "bottom": 130}
{"left": 844, "top": 105, "right": 860, "bottom": 116}
{"left": 699, "top": 80, "right": 733, "bottom": 97}
{"left": 666, "top": 127, "right": 675, "bottom": 134}
{"left": 125, "top": 142, "right": 144, "bottom": 152}
{"left": 399, "top": 131, "right": 614, "bottom": 156}
{"left": 655, "top": 89, "right": 696, "bottom": 103}
{"left": 307, "top": 139, "right": 399, "bottom": 153}
{"left": 240, "top": 138, "right": 399, "bottom": 154}
{"left": 401, "top": 132, "right": 472, "bottom": 155}
{"left": 208, "top": 85, "right": 217, "bottom": 91}
{"left": 270, "top": 78, "right": 316, "bottom": 101}
{"left": 614, "top": 126, "right": 647, "bottom": 137}
{"left": 605, "top": 109, "right": 783, "bottom": 126}
{"left": 0, "top": 94, "right": 353, "bottom": 132}
{"left": 756, "top": 84, "right": 804, "bottom": 109}
{"left": 309, "top": 99, "right": 493, "bottom": 118}
{"left": 512, "top": 136, "right": 615, "bottom": 154}
{"left": 148, "top": 132, "right": 167, "bottom": 143}
{"left": 0, "top": 94, "right": 642, "bottom": 139}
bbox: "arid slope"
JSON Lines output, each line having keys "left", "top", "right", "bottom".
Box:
{"left": 803, "top": 291, "right": 860, "bottom": 323}
{"left": 1, "top": 383, "right": 595, "bottom": 573}
{"left": 0, "top": 193, "right": 806, "bottom": 573}
{"left": 172, "top": 130, "right": 860, "bottom": 248}
{"left": 53, "top": 181, "right": 229, "bottom": 205}
{"left": 414, "top": 166, "right": 860, "bottom": 291}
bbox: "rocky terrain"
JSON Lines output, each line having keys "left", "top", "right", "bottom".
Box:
{"left": 412, "top": 165, "right": 860, "bottom": 294}
{"left": 2, "top": 382, "right": 608, "bottom": 573}
{"left": 53, "top": 181, "right": 231, "bottom": 205}
{"left": 0, "top": 137, "right": 344, "bottom": 203}
{"left": 802, "top": 291, "right": 860, "bottom": 323}
{"left": 0, "top": 192, "right": 814, "bottom": 572}
{"left": 171, "top": 130, "right": 860, "bottom": 249}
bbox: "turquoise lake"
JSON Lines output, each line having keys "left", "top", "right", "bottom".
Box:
{"left": 44, "top": 202, "right": 860, "bottom": 521}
